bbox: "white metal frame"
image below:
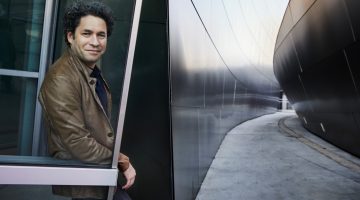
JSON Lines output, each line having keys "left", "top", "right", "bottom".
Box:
{"left": 0, "top": 69, "right": 39, "bottom": 78}
{"left": 0, "top": 165, "right": 118, "bottom": 185}
{"left": 32, "top": 0, "right": 58, "bottom": 155}
{"left": 107, "top": 0, "right": 143, "bottom": 198}
{"left": 111, "top": 0, "right": 143, "bottom": 169}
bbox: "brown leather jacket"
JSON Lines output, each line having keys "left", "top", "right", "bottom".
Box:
{"left": 39, "top": 49, "right": 129, "bottom": 199}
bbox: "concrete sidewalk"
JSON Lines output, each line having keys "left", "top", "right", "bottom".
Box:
{"left": 196, "top": 112, "right": 360, "bottom": 200}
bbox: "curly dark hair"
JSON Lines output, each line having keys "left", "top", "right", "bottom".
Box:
{"left": 63, "top": 0, "right": 114, "bottom": 47}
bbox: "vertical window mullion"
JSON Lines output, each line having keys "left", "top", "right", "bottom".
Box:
{"left": 32, "top": 0, "right": 58, "bottom": 156}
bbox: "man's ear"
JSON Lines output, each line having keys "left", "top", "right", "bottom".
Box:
{"left": 67, "top": 32, "right": 74, "bottom": 45}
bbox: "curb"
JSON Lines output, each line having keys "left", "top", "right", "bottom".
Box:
{"left": 278, "top": 116, "right": 360, "bottom": 174}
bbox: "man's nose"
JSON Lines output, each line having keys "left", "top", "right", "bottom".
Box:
{"left": 90, "top": 35, "right": 100, "bottom": 46}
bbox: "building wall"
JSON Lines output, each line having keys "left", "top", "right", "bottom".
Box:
{"left": 274, "top": 0, "right": 360, "bottom": 157}
{"left": 170, "top": 0, "right": 287, "bottom": 199}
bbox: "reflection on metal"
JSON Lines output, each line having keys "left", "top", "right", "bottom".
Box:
{"left": 320, "top": 123, "right": 326, "bottom": 133}
{"left": 274, "top": 0, "right": 360, "bottom": 157}
{"left": 169, "top": 0, "right": 288, "bottom": 199}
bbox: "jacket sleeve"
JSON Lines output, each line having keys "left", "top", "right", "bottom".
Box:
{"left": 118, "top": 153, "right": 130, "bottom": 172}
{"left": 39, "top": 75, "right": 112, "bottom": 165}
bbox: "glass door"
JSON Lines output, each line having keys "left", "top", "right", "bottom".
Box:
{"left": 0, "top": 0, "right": 142, "bottom": 199}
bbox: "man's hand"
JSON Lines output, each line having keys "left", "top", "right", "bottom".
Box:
{"left": 122, "top": 163, "right": 136, "bottom": 190}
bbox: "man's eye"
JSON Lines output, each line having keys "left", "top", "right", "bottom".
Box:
{"left": 98, "top": 34, "right": 106, "bottom": 39}
{"left": 82, "top": 32, "right": 91, "bottom": 37}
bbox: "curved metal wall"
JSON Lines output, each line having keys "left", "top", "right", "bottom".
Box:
{"left": 274, "top": 0, "right": 360, "bottom": 157}
{"left": 170, "top": 0, "right": 287, "bottom": 199}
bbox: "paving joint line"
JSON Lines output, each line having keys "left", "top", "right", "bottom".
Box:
{"left": 278, "top": 116, "right": 360, "bottom": 173}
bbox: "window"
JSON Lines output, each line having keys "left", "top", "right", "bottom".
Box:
{"left": 0, "top": 0, "right": 142, "bottom": 199}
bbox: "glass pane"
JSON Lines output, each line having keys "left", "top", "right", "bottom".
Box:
{"left": 0, "top": 185, "right": 70, "bottom": 200}
{"left": 0, "top": 76, "right": 37, "bottom": 156}
{"left": 0, "top": 0, "right": 45, "bottom": 72}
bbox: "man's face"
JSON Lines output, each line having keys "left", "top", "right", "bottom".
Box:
{"left": 67, "top": 15, "right": 107, "bottom": 68}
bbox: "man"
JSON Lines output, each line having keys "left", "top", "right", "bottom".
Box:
{"left": 39, "top": 1, "right": 136, "bottom": 199}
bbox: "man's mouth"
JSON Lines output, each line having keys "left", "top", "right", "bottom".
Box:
{"left": 86, "top": 50, "right": 101, "bottom": 55}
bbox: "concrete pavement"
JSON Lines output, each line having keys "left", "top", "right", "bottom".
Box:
{"left": 196, "top": 112, "right": 360, "bottom": 200}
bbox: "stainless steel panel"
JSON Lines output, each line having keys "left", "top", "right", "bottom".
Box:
{"left": 289, "top": 0, "right": 315, "bottom": 23}
{"left": 274, "top": 0, "right": 360, "bottom": 157}
{"left": 172, "top": 107, "right": 201, "bottom": 200}
{"left": 169, "top": 0, "right": 206, "bottom": 107}
{"left": 344, "top": 0, "right": 360, "bottom": 40}
{"left": 192, "top": 0, "right": 286, "bottom": 93}
{"left": 204, "top": 64, "right": 223, "bottom": 107}
{"left": 344, "top": 43, "right": 360, "bottom": 97}
{"left": 321, "top": 113, "right": 360, "bottom": 154}
{"left": 274, "top": 35, "right": 302, "bottom": 80}
{"left": 302, "top": 112, "right": 360, "bottom": 156}
{"left": 275, "top": 5, "right": 293, "bottom": 50}
{"left": 300, "top": 50, "right": 360, "bottom": 112}
{"left": 198, "top": 108, "right": 223, "bottom": 161}
{"left": 291, "top": 0, "right": 355, "bottom": 69}
{"left": 170, "top": 0, "right": 287, "bottom": 199}
{"left": 222, "top": 68, "right": 236, "bottom": 107}
{"left": 274, "top": 36, "right": 312, "bottom": 112}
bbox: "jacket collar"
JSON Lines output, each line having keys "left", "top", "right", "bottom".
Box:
{"left": 65, "top": 48, "right": 110, "bottom": 90}
{"left": 64, "top": 48, "right": 111, "bottom": 117}
{"left": 65, "top": 48, "right": 94, "bottom": 81}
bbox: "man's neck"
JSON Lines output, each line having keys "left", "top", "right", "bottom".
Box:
{"left": 68, "top": 48, "right": 96, "bottom": 69}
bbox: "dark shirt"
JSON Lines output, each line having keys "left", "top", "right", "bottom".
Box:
{"left": 90, "top": 66, "right": 108, "bottom": 113}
